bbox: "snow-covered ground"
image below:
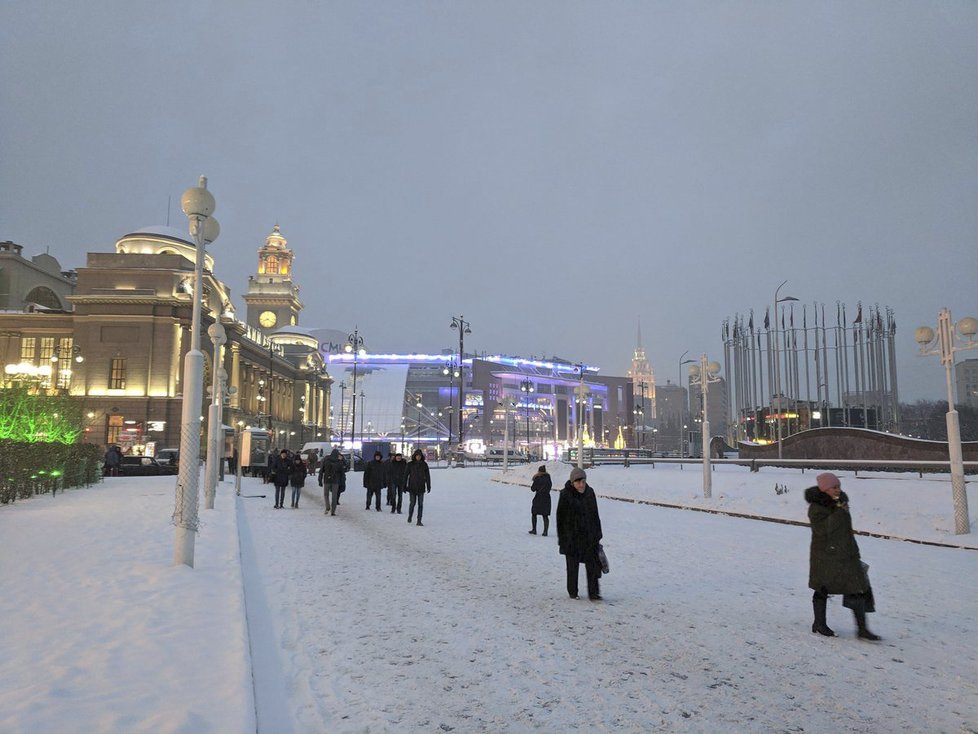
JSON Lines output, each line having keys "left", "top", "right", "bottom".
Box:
{"left": 1, "top": 463, "right": 975, "bottom": 733}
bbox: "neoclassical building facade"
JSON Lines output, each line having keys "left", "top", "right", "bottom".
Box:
{"left": 0, "top": 226, "right": 331, "bottom": 454}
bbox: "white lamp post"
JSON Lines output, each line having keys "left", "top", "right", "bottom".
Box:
{"left": 915, "top": 308, "right": 978, "bottom": 534}
{"left": 345, "top": 329, "right": 365, "bottom": 451}
{"left": 678, "top": 351, "right": 694, "bottom": 457}
{"left": 203, "top": 322, "right": 226, "bottom": 509}
{"left": 174, "top": 175, "right": 219, "bottom": 567}
{"left": 575, "top": 363, "right": 588, "bottom": 469}
{"left": 689, "top": 355, "right": 722, "bottom": 498}
{"left": 772, "top": 281, "right": 799, "bottom": 459}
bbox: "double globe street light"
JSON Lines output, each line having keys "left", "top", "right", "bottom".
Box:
{"left": 689, "top": 355, "right": 722, "bottom": 499}
{"left": 915, "top": 308, "right": 978, "bottom": 535}
{"left": 174, "top": 176, "right": 219, "bottom": 568}
{"left": 449, "top": 316, "right": 471, "bottom": 454}
{"left": 345, "top": 329, "right": 366, "bottom": 452}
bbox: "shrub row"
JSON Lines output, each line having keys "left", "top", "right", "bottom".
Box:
{"left": 0, "top": 440, "right": 103, "bottom": 505}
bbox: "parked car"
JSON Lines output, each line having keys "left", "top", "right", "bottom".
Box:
{"left": 117, "top": 456, "right": 175, "bottom": 476}
{"left": 156, "top": 448, "right": 179, "bottom": 467}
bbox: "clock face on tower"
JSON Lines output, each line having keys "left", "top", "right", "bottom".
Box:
{"left": 259, "top": 310, "right": 277, "bottom": 328}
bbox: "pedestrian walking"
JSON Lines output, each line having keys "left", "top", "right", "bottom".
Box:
{"left": 289, "top": 454, "right": 307, "bottom": 508}
{"left": 363, "top": 451, "right": 387, "bottom": 511}
{"left": 103, "top": 445, "right": 122, "bottom": 477}
{"left": 383, "top": 451, "right": 396, "bottom": 507}
{"left": 529, "top": 465, "right": 552, "bottom": 536}
{"left": 318, "top": 448, "right": 346, "bottom": 515}
{"left": 405, "top": 449, "right": 431, "bottom": 526}
{"left": 388, "top": 452, "right": 408, "bottom": 514}
{"left": 806, "top": 472, "right": 880, "bottom": 640}
{"left": 271, "top": 449, "right": 291, "bottom": 509}
{"left": 556, "top": 467, "right": 603, "bottom": 600}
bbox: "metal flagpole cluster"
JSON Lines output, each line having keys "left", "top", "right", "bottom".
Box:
{"left": 722, "top": 299, "right": 899, "bottom": 446}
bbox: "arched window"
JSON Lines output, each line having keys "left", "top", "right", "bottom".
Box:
{"left": 24, "top": 286, "right": 63, "bottom": 310}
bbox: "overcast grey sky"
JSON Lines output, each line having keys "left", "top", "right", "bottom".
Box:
{"left": 2, "top": 1, "right": 976, "bottom": 402}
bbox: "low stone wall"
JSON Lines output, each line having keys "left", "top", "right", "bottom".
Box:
{"left": 738, "top": 427, "right": 978, "bottom": 462}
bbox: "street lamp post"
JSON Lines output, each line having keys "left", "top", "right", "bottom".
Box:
{"left": 174, "top": 175, "right": 219, "bottom": 568}
{"left": 772, "top": 281, "right": 799, "bottom": 459}
{"left": 345, "top": 329, "right": 365, "bottom": 451}
{"left": 442, "top": 359, "right": 460, "bottom": 448}
{"left": 678, "top": 352, "right": 695, "bottom": 458}
{"left": 416, "top": 398, "right": 423, "bottom": 447}
{"left": 203, "top": 322, "right": 226, "bottom": 510}
{"left": 501, "top": 398, "right": 515, "bottom": 472}
{"left": 689, "top": 355, "right": 722, "bottom": 498}
{"left": 520, "top": 378, "right": 533, "bottom": 461}
{"left": 359, "top": 391, "right": 365, "bottom": 445}
{"left": 574, "top": 363, "right": 587, "bottom": 469}
{"left": 450, "top": 316, "right": 472, "bottom": 454}
{"left": 50, "top": 344, "right": 84, "bottom": 392}
{"left": 338, "top": 381, "right": 346, "bottom": 442}
{"left": 915, "top": 308, "right": 978, "bottom": 534}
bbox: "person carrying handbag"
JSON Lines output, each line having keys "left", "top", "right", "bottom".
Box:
{"left": 805, "top": 472, "right": 880, "bottom": 641}
{"left": 556, "top": 467, "right": 604, "bottom": 601}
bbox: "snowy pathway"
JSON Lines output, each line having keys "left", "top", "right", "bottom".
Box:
{"left": 238, "top": 467, "right": 978, "bottom": 733}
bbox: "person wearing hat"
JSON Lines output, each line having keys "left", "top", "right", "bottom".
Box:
{"left": 363, "top": 451, "right": 387, "bottom": 512}
{"left": 556, "top": 467, "right": 604, "bottom": 600}
{"left": 529, "top": 465, "right": 552, "bottom": 536}
{"left": 805, "top": 472, "right": 880, "bottom": 641}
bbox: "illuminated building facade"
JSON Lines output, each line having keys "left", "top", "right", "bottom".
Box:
{"left": 0, "top": 227, "right": 331, "bottom": 453}
{"left": 323, "top": 351, "right": 632, "bottom": 458}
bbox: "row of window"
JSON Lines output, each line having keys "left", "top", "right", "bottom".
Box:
{"left": 17, "top": 337, "right": 126, "bottom": 389}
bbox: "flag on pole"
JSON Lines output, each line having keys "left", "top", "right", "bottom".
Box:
{"left": 764, "top": 307, "right": 770, "bottom": 330}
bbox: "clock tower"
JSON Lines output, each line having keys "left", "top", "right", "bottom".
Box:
{"left": 243, "top": 224, "right": 303, "bottom": 333}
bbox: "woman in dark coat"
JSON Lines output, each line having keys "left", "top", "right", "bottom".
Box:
{"left": 806, "top": 472, "right": 880, "bottom": 640}
{"left": 405, "top": 449, "right": 431, "bottom": 526}
{"left": 556, "top": 467, "right": 603, "bottom": 600}
{"left": 529, "top": 465, "right": 552, "bottom": 536}
{"left": 288, "top": 455, "right": 306, "bottom": 508}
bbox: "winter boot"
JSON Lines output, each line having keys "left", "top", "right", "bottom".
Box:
{"left": 542, "top": 517, "right": 550, "bottom": 537}
{"left": 811, "top": 593, "right": 835, "bottom": 637}
{"left": 852, "top": 599, "right": 880, "bottom": 641}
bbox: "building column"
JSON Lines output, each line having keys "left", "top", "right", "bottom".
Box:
{"left": 230, "top": 342, "right": 241, "bottom": 409}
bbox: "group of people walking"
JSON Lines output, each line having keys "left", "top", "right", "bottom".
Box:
{"left": 317, "top": 448, "right": 432, "bottom": 525}
{"left": 267, "top": 448, "right": 309, "bottom": 509}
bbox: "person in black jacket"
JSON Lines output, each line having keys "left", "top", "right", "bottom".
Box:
{"left": 388, "top": 452, "right": 408, "bottom": 514}
{"left": 556, "top": 467, "right": 603, "bottom": 600}
{"left": 363, "top": 451, "right": 387, "bottom": 511}
{"left": 529, "top": 465, "right": 552, "bottom": 536}
{"left": 270, "top": 449, "right": 291, "bottom": 509}
{"left": 806, "top": 472, "right": 880, "bottom": 640}
{"left": 288, "top": 455, "right": 307, "bottom": 508}
{"left": 318, "top": 448, "right": 346, "bottom": 516}
{"left": 405, "top": 449, "right": 431, "bottom": 526}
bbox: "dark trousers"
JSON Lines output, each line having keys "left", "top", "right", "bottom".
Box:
{"left": 393, "top": 485, "right": 404, "bottom": 512}
{"left": 290, "top": 486, "right": 301, "bottom": 506}
{"left": 366, "top": 487, "right": 382, "bottom": 510}
{"left": 531, "top": 514, "right": 550, "bottom": 535}
{"left": 274, "top": 484, "right": 286, "bottom": 507}
{"left": 565, "top": 554, "right": 600, "bottom": 598}
{"left": 407, "top": 491, "right": 424, "bottom": 522}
